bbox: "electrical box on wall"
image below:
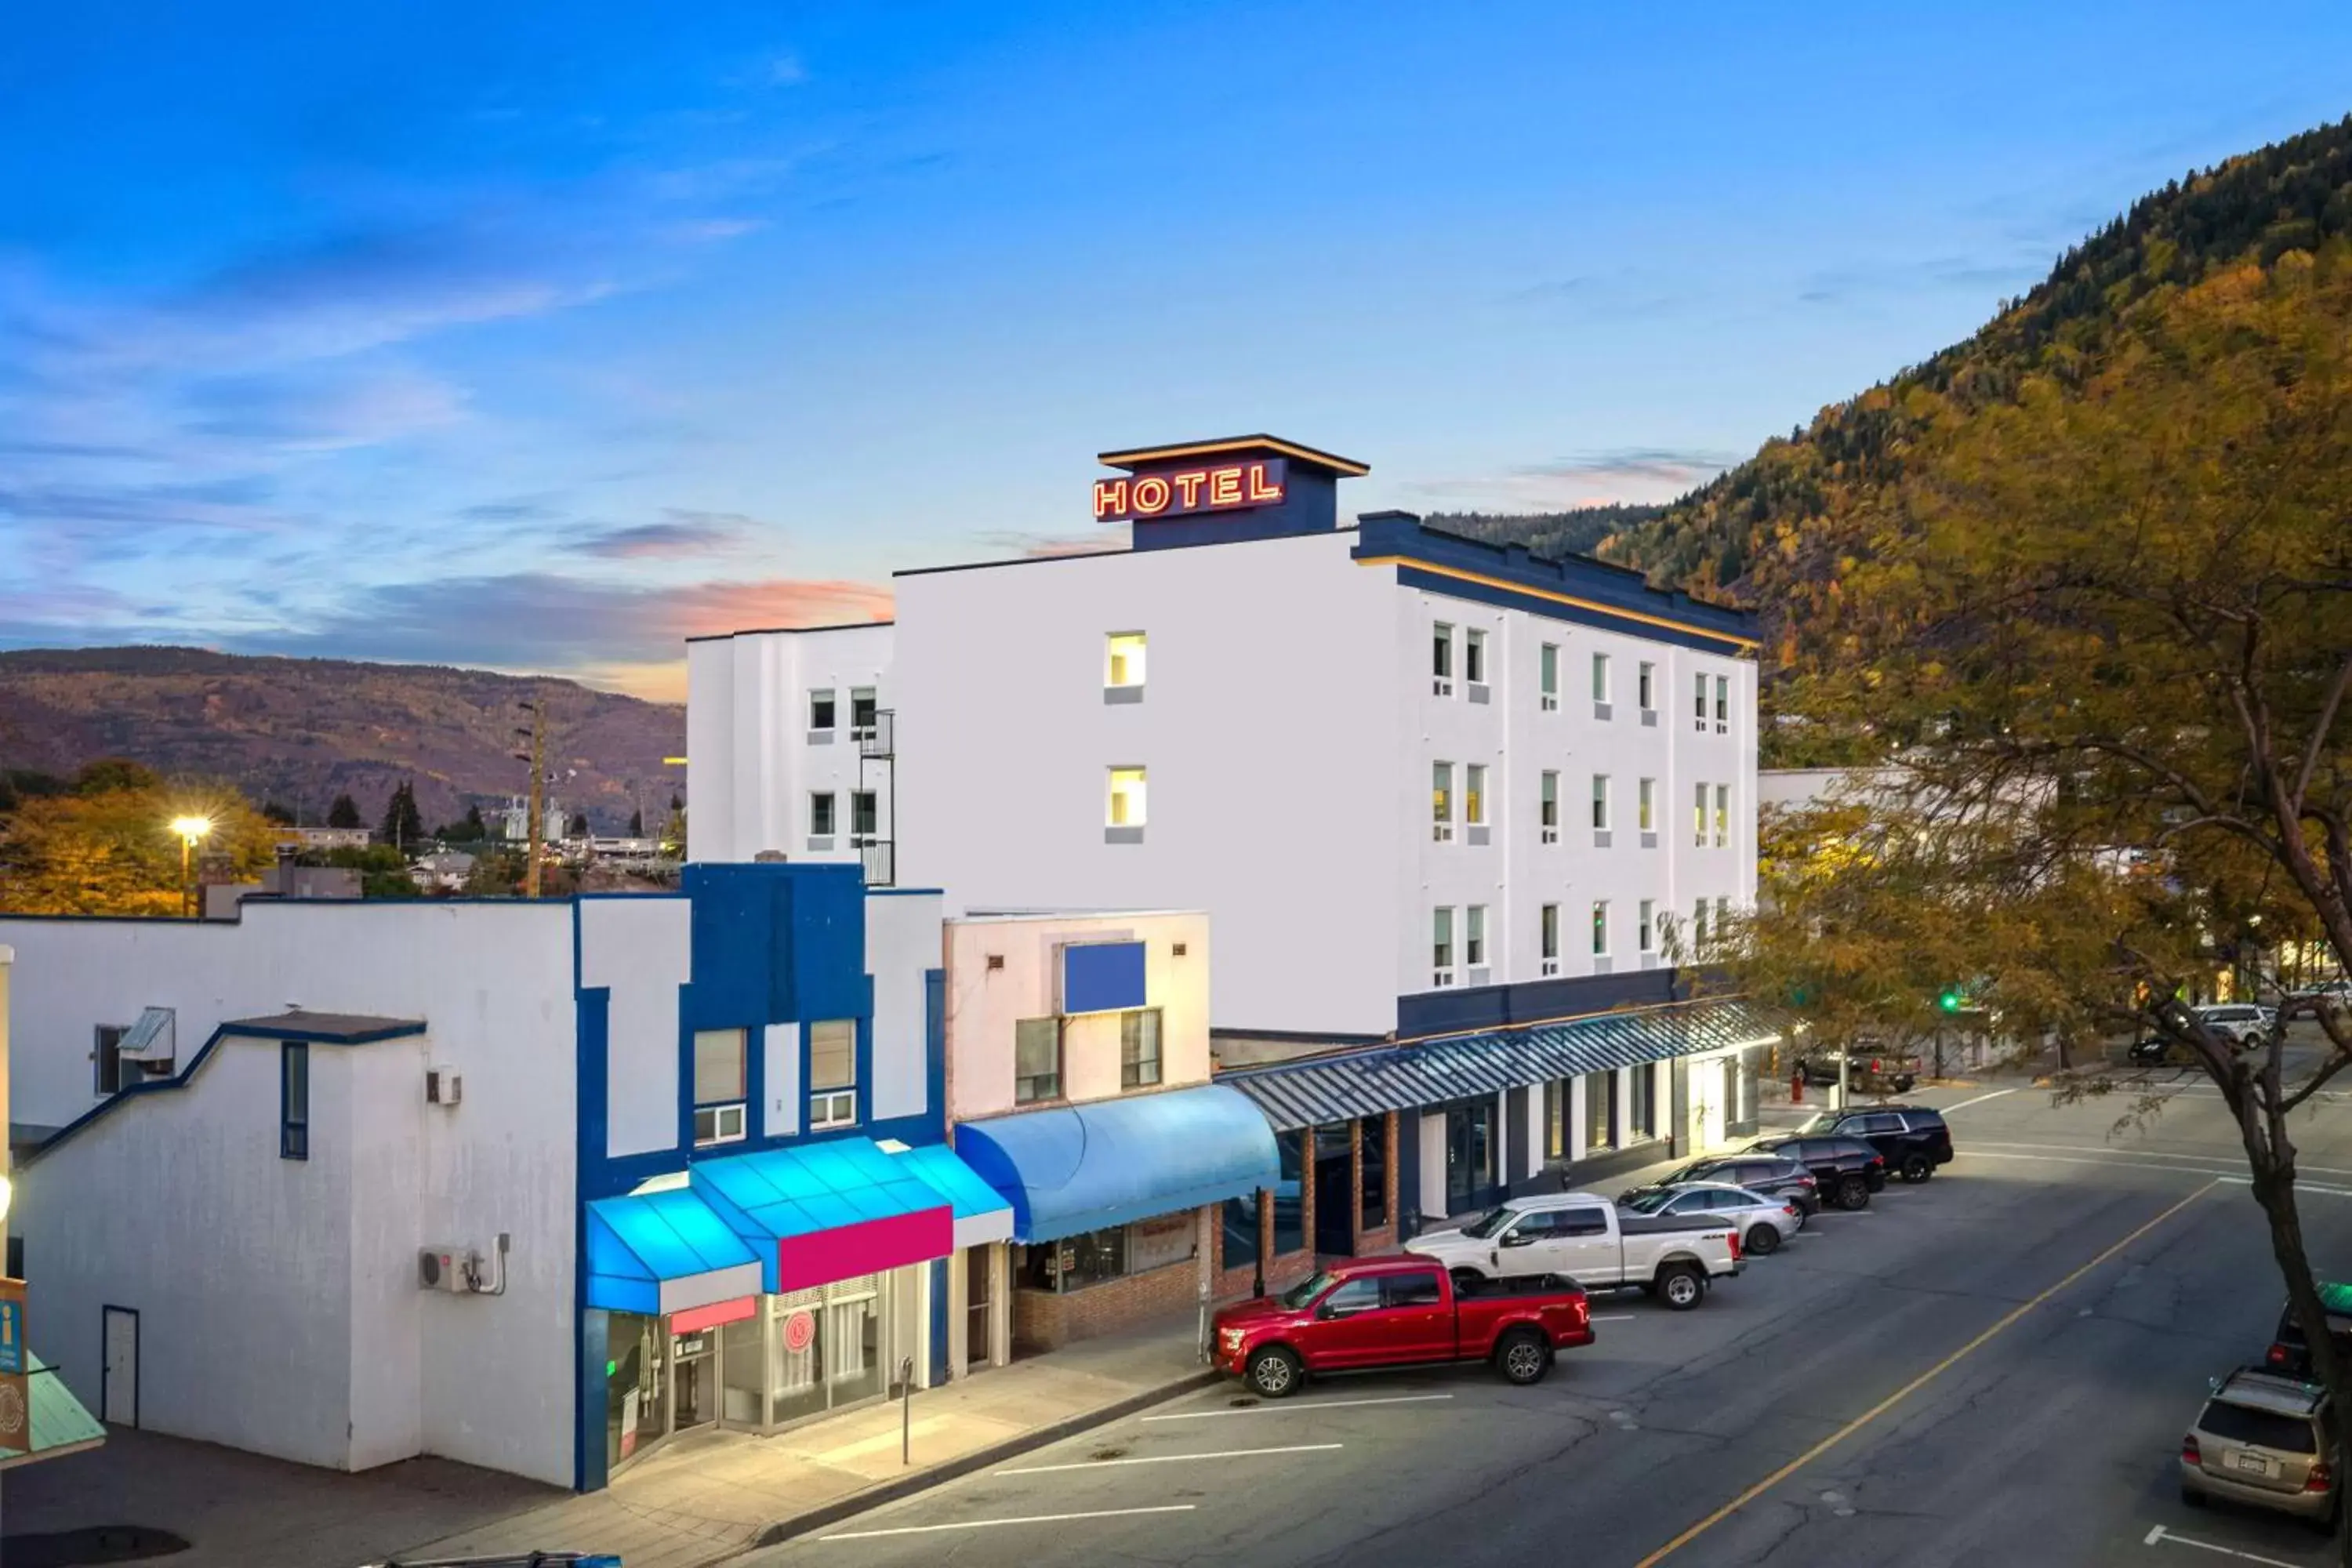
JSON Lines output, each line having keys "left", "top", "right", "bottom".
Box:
{"left": 419, "top": 1247, "right": 473, "bottom": 1293}
{"left": 426, "top": 1067, "right": 463, "bottom": 1106}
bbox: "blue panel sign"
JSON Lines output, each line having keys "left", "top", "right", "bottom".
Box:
{"left": 1061, "top": 941, "right": 1148, "bottom": 1015}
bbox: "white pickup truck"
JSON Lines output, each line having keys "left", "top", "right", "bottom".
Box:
{"left": 1410, "top": 1191, "right": 1744, "bottom": 1310}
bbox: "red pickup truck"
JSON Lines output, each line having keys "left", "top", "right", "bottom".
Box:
{"left": 1211, "top": 1254, "right": 1594, "bottom": 1397}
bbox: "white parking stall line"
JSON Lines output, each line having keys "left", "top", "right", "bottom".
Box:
{"left": 1942, "top": 1088, "right": 2019, "bottom": 1112}
{"left": 1145, "top": 1394, "right": 1449, "bottom": 1420}
{"left": 2141, "top": 1521, "right": 2303, "bottom": 1565}
{"left": 1958, "top": 1150, "right": 2241, "bottom": 1176}
{"left": 998, "top": 1442, "right": 1342, "bottom": 1475}
{"left": 820, "top": 1504, "right": 1198, "bottom": 1542}
{"left": 2214, "top": 1174, "right": 2352, "bottom": 1198}
{"left": 1969, "top": 1140, "right": 2352, "bottom": 1180}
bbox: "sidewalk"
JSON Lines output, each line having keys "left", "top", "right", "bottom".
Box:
{"left": 393, "top": 1320, "right": 1214, "bottom": 1568}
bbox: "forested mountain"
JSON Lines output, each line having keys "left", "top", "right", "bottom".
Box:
{"left": 1425, "top": 504, "right": 1664, "bottom": 561}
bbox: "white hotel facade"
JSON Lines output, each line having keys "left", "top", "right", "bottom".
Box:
{"left": 691, "top": 437, "right": 1780, "bottom": 1234}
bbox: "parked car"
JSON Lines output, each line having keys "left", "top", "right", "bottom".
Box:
{"left": 1211, "top": 1254, "right": 1595, "bottom": 1397}
{"left": 2180, "top": 1367, "right": 2341, "bottom": 1526}
{"left": 1795, "top": 1050, "right": 1918, "bottom": 1093}
{"left": 1412, "top": 1191, "right": 1744, "bottom": 1308}
{"left": 2194, "top": 1003, "right": 2279, "bottom": 1050}
{"left": 1619, "top": 1182, "right": 1805, "bottom": 1256}
{"left": 2129, "top": 1033, "right": 2195, "bottom": 1066}
{"left": 1791, "top": 1104, "right": 1955, "bottom": 1183}
{"left": 2264, "top": 1282, "right": 2352, "bottom": 1378}
{"left": 1747, "top": 1134, "right": 1887, "bottom": 1210}
{"left": 1619, "top": 1152, "right": 1820, "bottom": 1218}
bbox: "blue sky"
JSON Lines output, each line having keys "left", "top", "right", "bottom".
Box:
{"left": 4, "top": 2, "right": 2347, "bottom": 699}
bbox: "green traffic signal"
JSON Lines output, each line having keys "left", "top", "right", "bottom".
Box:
{"left": 1937, "top": 989, "right": 1963, "bottom": 1013}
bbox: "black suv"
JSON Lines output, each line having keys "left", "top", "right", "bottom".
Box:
{"left": 2266, "top": 1283, "right": 2352, "bottom": 1377}
{"left": 1748, "top": 1134, "right": 1886, "bottom": 1210}
{"left": 1617, "top": 1152, "right": 1820, "bottom": 1217}
{"left": 1794, "top": 1105, "right": 1954, "bottom": 1183}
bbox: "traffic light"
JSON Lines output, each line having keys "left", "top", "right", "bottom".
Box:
{"left": 1937, "top": 988, "right": 1964, "bottom": 1014}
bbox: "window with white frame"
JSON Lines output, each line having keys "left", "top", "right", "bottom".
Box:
{"left": 809, "top": 791, "right": 837, "bottom": 840}
{"left": 1108, "top": 767, "right": 1148, "bottom": 829}
{"left": 1591, "top": 899, "right": 1610, "bottom": 957}
{"left": 1592, "top": 651, "right": 1611, "bottom": 705}
{"left": 1465, "top": 764, "right": 1486, "bottom": 827}
{"left": 1693, "top": 782, "right": 1708, "bottom": 847}
{"left": 1540, "top": 770, "right": 1559, "bottom": 843}
{"left": 1539, "top": 643, "right": 1559, "bottom": 710}
{"left": 1014, "top": 1017, "right": 1062, "bottom": 1104}
{"left": 809, "top": 688, "right": 837, "bottom": 733}
{"left": 1106, "top": 631, "right": 1147, "bottom": 688}
{"left": 1465, "top": 627, "right": 1486, "bottom": 688}
{"left": 1120, "top": 1008, "right": 1162, "bottom": 1088}
{"left": 1694, "top": 671, "right": 1708, "bottom": 731}
{"left": 1465, "top": 904, "right": 1486, "bottom": 969}
{"left": 1639, "top": 899, "right": 1656, "bottom": 956}
{"left": 851, "top": 790, "right": 878, "bottom": 844}
{"left": 1714, "top": 783, "right": 1730, "bottom": 847}
{"left": 850, "top": 687, "right": 878, "bottom": 740}
{"left": 693, "top": 1028, "right": 749, "bottom": 1146}
{"left": 1638, "top": 661, "right": 1655, "bottom": 713}
{"left": 1432, "top": 622, "right": 1454, "bottom": 695}
{"left": 1541, "top": 902, "right": 1559, "bottom": 975}
{"left": 807, "top": 1018, "right": 858, "bottom": 1129}
{"left": 1638, "top": 777, "right": 1656, "bottom": 834}
{"left": 1714, "top": 673, "right": 1730, "bottom": 733}
{"left": 1432, "top": 761, "right": 1454, "bottom": 841}
{"left": 1591, "top": 773, "right": 1610, "bottom": 831}
{"left": 1432, "top": 906, "right": 1456, "bottom": 986}
{"left": 1715, "top": 895, "right": 1732, "bottom": 939}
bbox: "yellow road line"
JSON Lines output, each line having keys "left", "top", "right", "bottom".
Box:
{"left": 1635, "top": 1178, "right": 2220, "bottom": 1567}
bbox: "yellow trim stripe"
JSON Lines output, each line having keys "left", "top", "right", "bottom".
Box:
{"left": 1098, "top": 436, "right": 1370, "bottom": 476}
{"left": 1633, "top": 1179, "right": 2219, "bottom": 1567}
{"left": 1355, "top": 555, "right": 1760, "bottom": 650}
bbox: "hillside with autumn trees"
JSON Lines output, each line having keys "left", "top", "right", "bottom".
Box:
{"left": 1470, "top": 113, "right": 2352, "bottom": 758}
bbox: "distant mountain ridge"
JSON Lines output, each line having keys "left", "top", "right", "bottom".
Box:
{"left": 0, "top": 646, "right": 684, "bottom": 833}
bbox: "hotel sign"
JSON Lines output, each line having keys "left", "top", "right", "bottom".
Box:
{"left": 1093, "top": 459, "right": 1287, "bottom": 523}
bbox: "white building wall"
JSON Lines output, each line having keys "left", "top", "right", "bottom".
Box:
{"left": 942, "top": 910, "right": 1212, "bottom": 1122}
{"left": 896, "top": 532, "right": 1400, "bottom": 1036}
{"left": 0, "top": 902, "right": 579, "bottom": 1486}
{"left": 579, "top": 895, "right": 691, "bottom": 1160}
{"left": 686, "top": 624, "right": 895, "bottom": 866}
{"left": 865, "top": 891, "right": 944, "bottom": 1124}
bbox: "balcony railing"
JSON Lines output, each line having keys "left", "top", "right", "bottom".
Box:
{"left": 858, "top": 710, "right": 895, "bottom": 757}
{"left": 856, "top": 837, "right": 895, "bottom": 887}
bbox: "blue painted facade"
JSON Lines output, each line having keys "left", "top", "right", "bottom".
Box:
{"left": 1059, "top": 940, "right": 1148, "bottom": 1015}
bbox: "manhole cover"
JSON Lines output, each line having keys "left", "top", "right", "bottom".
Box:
{"left": 0, "top": 1526, "right": 192, "bottom": 1568}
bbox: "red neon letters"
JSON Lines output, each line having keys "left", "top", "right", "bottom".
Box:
{"left": 1093, "top": 459, "right": 1287, "bottom": 523}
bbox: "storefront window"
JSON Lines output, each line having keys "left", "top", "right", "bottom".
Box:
{"left": 825, "top": 1275, "right": 887, "bottom": 1407}
{"left": 1358, "top": 1115, "right": 1387, "bottom": 1232}
{"left": 1223, "top": 1190, "right": 1261, "bottom": 1272}
{"left": 603, "top": 1311, "right": 664, "bottom": 1470}
{"left": 1272, "top": 1130, "right": 1306, "bottom": 1255}
{"left": 770, "top": 1287, "right": 829, "bottom": 1426}
{"left": 720, "top": 1310, "right": 764, "bottom": 1425}
{"left": 1584, "top": 1069, "right": 1618, "bottom": 1151}
{"left": 1544, "top": 1080, "right": 1568, "bottom": 1160}
{"left": 1631, "top": 1063, "right": 1657, "bottom": 1140}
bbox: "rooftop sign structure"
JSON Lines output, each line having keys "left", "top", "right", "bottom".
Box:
{"left": 1093, "top": 434, "right": 1368, "bottom": 550}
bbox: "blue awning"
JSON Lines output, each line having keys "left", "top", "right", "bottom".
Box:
{"left": 1221, "top": 999, "right": 1787, "bottom": 1131}
{"left": 691, "top": 1138, "right": 956, "bottom": 1293}
{"left": 891, "top": 1144, "right": 1014, "bottom": 1249}
{"left": 586, "top": 1185, "right": 764, "bottom": 1316}
{"left": 955, "top": 1083, "right": 1279, "bottom": 1243}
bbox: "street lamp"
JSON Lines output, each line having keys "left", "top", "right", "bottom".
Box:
{"left": 169, "top": 815, "right": 213, "bottom": 918}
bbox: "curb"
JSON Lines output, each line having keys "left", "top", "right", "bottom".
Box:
{"left": 726, "top": 1366, "right": 1224, "bottom": 1557}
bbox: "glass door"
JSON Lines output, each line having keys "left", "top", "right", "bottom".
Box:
{"left": 825, "top": 1275, "right": 887, "bottom": 1406}
{"left": 670, "top": 1330, "right": 717, "bottom": 1431}
{"left": 964, "top": 1246, "right": 993, "bottom": 1370}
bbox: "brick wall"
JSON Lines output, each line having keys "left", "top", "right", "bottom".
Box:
{"left": 1210, "top": 1112, "right": 1405, "bottom": 1299}
{"left": 1012, "top": 1252, "right": 1204, "bottom": 1353}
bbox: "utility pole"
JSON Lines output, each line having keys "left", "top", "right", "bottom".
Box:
{"left": 514, "top": 697, "right": 546, "bottom": 899}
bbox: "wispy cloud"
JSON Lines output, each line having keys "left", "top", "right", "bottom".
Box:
{"left": 1405, "top": 447, "right": 1740, "bottom": 510}
{"left": 969, "top": 524, "right": 1131, "bottom": 560}
{"left": 573, "top": 509, "right": 757, "bottom": 558}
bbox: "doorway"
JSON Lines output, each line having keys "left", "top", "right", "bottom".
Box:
{"left": 1312, "top": 1124, "right": 1355, "bottom": 1254}
{"left": 964, "top": 1246, "right": 994, "bottom": 1372}
{"left": 670, "top": 1330, "right": 716, "bottom": 1432}
{"left": 1444, "top": 1098, "right": 1499, "bottom": 1215}
{"left": 102, "top": 1306, "right": 138, "bottom": 1426}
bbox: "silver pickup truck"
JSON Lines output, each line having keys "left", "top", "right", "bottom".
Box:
{"left": 1410, "top": 1191, "right": 1744, "bottom": 1310}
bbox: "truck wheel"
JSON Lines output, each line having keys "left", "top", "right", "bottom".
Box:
{"left": 1744, "top": 1224, "right": 1780, "bottom": 1256}
{"left": 1494, "top": 1327, "right": 1551, "bottom": 1386}
{"left": 1837, "top": 1174, "right": 1870, "bottom": 1210}
{"left": 1900, "top": 1152, "right": 1932, "bottom": 1183}
{"left": 1659, "top": 1265, "right": 1705, "bottom": 1310}
{"left": 1245, "top": 1345, "right": 1303, "bottom": 1399}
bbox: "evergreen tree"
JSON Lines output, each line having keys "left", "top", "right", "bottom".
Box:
{"left": 327, "top": 793, "right": 362, "bottom": 829}
{"left": 261, "top": 800, "right": 297, "bottom": 826}
{"left": 627, "top": 807, "right": 644, "bottom": 836}
{"left": 379, "top": 782, "right": 424, "bottom": 850}
{"left": 566, "top": 810, "right": 590, "bottom": 837}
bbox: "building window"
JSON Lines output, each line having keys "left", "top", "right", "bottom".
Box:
{"left": 1464, "top": 764, "right": 1486, "bottom": 828}
{"left": 1359, "top": 1116, "right": 1387, "bottom": 1232}
{"left": 809, "top": 792, "right": 837, "bottom": 838}
{"left": 1023, "top": 1225, "right": 1130, "bottom": 1293}
{"left": 691, "top": 1028, "right": 751, "bottom": 1145}
{"left": 1639, "top": 661, "right": 1656, "bottom": 713}
{"left": 1432, "top": 906, "right": 1456, "bottom": 986}
{"left": 93, "top": 1024, "right": 125, "bottom": 1096}
{"left": 806, "top": 1019, "right": 858, "bottom": 1129}
{"left": 1106, "top": 631, "right": 1147, "bottom": 688}
{"left": 851, "top": 790, "right": 878, "bottom": 842}
{"left": 1694, "top": 672, "right": 1709, "bottom": 731}
{"left": 1638, "top": 777, "right": 1656, "bottom": 833}
{"left": 810, "top": 688, "right": 837, "bottom": 733}
{"left": 1631, "top": 1064, "right": 1657, "bottom": 1140}
{"left": 1715, "top": 673, "right": 1730, "bottom": 732}
{"left": 1540, "top": 771, "right": 1559, "bottom": 843}
{"left": 1716, "top": 895, "right": 1733, "bottom": 940}
{"left": 1273, "top": 1131, "right": 1306, "bottom": 1254}
{"left": 1014, "top": 1017, "right": 1062, "bottom": 1104}
{"left": 280, "top": 1040, "right": 308, "bottom": 1160}
{"left": 850, "top": 687, "right": 878, "bottom": 740}
{"left": 1108, "top": 767, "right": 1148, "bottom": 829}
{"left": 1432, "top": 622, "right": 1454, "bottom": 695}
{"left": 1584, "top": 1069, "right": 1618, "bottom": 1150}
{"left": 1694, "top": 782, "right": 1709, "bottom": 847}
{"left": 1464, "top": 627, "right": 1486, "bottom": 686}
{"left": 1694, "top": 901, "right": 1711, "bottom": 955}
{"left": 1591, "top": 652, "right": 1611, "bottom": 704}
{"left": 1639, "top": 899, "right": 1657, "bottom": 955}
{"left": 1591, "top": 774, "right": 1610, "bottom": 831}
{"left": 1592, "top": 899, "right": 1610, "bottom": 957}
{"left": 1120, "top": 1009, "right": 1163, "bottom": 1088}
{"left": 1714, "top": 783, "right": 1730, "bottom": 847}
{"left": 1432, "top": 762, "right": 1454, "bottom": 842}
{"left": 1539, "top": 643, "right": 1559, "bottom": 710}
{"left": 1543, "top": 1079, "right": 1568, "bottom": 1160}
{"left": 1465, "top": 905, "right": 1486, "bottom": 968}
{"left": 1540, "top": 902, "right": 1559, "bottom": 975}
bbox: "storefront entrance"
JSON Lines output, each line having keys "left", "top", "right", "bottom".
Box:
{"left": 671, "top": 1330, "right": 717, "bottom": 1432}
{"left": 1444, "top": 1098, "right": 1500, "bottom": 1214}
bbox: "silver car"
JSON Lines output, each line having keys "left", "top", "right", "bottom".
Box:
{"left": 2194, "top": 1003, "right": 2278, "bottom": 1050}
{"left": 2180, "top": 1367, "right": 2339, "bottom": 1526}
{"left": 1617, "top": 1181, "right": 1804, "bottom": 1256}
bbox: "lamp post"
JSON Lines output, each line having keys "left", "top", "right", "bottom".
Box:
{"left": 169, "top": 816, "right": 213, "bottom": 918}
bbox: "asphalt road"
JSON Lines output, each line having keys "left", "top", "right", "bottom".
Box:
{"left": 749, "top": 1065, "right": 2352, "bottom": 1568}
